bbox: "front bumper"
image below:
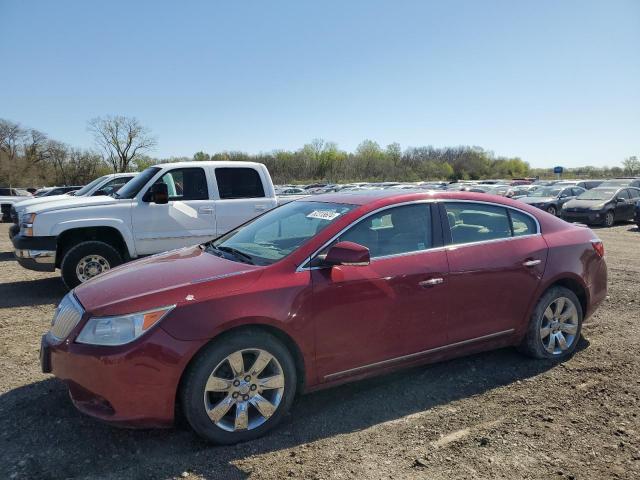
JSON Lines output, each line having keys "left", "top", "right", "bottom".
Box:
{"left": 40, "top": 326, "right": 203, "bottom": 427}
{"left": 561, "top": 211, "right": 605, "bottom": 224}
{"left": 11, "top": 233, "right": 57, "bottom": 272}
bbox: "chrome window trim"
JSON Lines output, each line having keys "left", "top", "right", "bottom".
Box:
{"left": 296, "top": 199, "right": 439, "bottom": 272}
{"left": 296, "top": 198, "right": 541, "bottom": 271}
{"left": 324, "top": 328, "right": 515, "bottom": 380}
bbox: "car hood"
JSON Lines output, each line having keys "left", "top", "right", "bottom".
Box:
{"left": 24, "top": 195, "right": 118, "bottom": 214}
{"left": 12, "top": 194, "right": 78, "bottom": 211}
{"left": 0, "top": 196, "right": 29, "bottom": 203}
{"left": 519, "top": 196, "right": 555, "bottom": 204}
{"left": 73, "top": 245, "right": 263, "bottom": 316}
{"left": 563, "top": 199, "right": 609, "bottom": 210}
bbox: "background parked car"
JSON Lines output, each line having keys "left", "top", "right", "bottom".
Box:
{"left": 517, "top": 185, "right": 586, "bottom": 216}
{"left": 0, "top": 187, "right": 31, "bottom": 222}
{"left": 561, "top": 187, "right": 640, "bottom": 227}
{"left": 35, "top": 186, "right": 83, "bottom": 197}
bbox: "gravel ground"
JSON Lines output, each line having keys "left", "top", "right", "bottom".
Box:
{"left": 1, "top": 222, "right": 639, "bottom": 480}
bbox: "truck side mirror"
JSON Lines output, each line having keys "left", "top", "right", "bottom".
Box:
{"left": 146, "top": 183, "right": 169, "bottom": 204}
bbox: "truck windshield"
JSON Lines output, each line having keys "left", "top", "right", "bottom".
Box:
{"left": 115, "top": 167, "right": 160, "bottom": 199}
{"left": 208, "top": 201, "right": 356, "bottom": 266}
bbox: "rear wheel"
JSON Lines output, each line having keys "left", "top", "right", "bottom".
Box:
{"left": 604, "top": 210, "right": 615, "bottom": 227}
{"left": 60, "top": 240, "right": 123, "bottom": 289}
{"left": 181, "top": 330, "right": 297, "bottom": 444}
{"left": 519, "top": 286, "right": 582, "bottom": 360}
{"left": 546, "top": 205, "right": 557, "bottom": 216}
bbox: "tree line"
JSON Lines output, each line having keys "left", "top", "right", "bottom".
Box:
{"left": 1, "top": 116, "right": 638, "bottom": 188}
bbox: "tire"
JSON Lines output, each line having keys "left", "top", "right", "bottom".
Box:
{"left": 180, "top": 330, "right": 297, "bottom": 444}
{"left": 60, "top": 240, "right": 123, "bottom": 289}
{"left": 546, "top": 205, "right": 557, "bottom": 216}
{"left": 518, "top": 286, "right": 583, "bottom": 360}
{"left": 604, "top": 210, "right": 615, "bottom": 228}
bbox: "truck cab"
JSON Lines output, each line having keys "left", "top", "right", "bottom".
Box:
{"left": 11, "top": 161, "right": 278, "bottom": 288}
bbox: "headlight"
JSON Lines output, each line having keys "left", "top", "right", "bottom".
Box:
{"left": 21, "top": 212, "right": 36, "bottom": 236}
{"left": 590, "top": 204, "right": 605, "bottom": 211}
{"left": 76, "top": 305, "right": 175, "bottom": 346}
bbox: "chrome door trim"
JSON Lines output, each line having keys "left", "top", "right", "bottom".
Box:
{"left": 324, "top": 328, "right": 515, "bottom": 380}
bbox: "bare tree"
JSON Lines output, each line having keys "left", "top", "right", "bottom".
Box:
{"left": 88, "top": 115, "right": 156, "bottom": 172}
{"left": 0, "top": 119, "right": 26, "bottom": 187}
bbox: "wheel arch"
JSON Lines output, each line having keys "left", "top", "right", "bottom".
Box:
{"left": 56, "top": 226, "right": 130, "bottom": 267}
{"left": 540, "top": 275, "right": 589, "bottom": 319}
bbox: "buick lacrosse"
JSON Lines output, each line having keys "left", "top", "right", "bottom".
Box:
{"left": 41, "top": 190, "right": 607, "bottom": 443}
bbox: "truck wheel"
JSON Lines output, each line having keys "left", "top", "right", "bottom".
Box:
{"left": 60, "top": 241, "right": 123, "bottom": 289}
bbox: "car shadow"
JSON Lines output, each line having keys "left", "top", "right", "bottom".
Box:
{"left": 0, "top": 277, "right": 67, "bottom": 308}
{"left": 0, "top": 339, "right": 589, "bottom": 479}
{"left": 0, "top": 251, "right": 14, "bottom": 262}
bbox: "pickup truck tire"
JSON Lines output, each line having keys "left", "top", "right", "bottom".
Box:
{"left": 180, "top": 330, "right": 297, "bottom": 444}
{"left": 60, "top": 240, "right": 123, "bottom": 289}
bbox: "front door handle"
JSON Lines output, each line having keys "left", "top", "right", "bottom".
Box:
{"left": 419, "top": 278, "right": 444, "bottom": 288}
{"left": 523, "top": 259, "right": 541, "bottom": 267}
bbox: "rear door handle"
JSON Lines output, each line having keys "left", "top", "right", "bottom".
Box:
{"left": 523, "top": 259, "right": 541, "bottom": 267}
{"left": 198, "top": 207, "right": 214, "bottom": 214}
{"left": 255, "top": 204, "right": 267, "bottom": 211}
{"left": 419, "top": 278, "right": 444, "bottom": 288}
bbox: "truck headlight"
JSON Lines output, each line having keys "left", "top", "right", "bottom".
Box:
{"left": 76, "top": 305, "right": 175, "bottom": 346}
{"left": 21, "top": 212, "right": 36, "bottom": 236}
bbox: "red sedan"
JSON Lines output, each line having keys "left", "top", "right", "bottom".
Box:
{"left": 41, "top": 191, "right": 607, "bottom": 443}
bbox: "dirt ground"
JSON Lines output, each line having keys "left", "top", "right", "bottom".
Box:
{"left": 1, "top": 222, "right": 639, "bottom": 480}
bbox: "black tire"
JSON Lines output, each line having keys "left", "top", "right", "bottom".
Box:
{"left": 180, "top": 330, "right": 297, "bottom": 444}
{"left": 547, "top": 205, "right": 557, "bottom": 216}
{"left": 518, "top": 286, "right": 583, "bottom": 360}
{"left": 604, "top": 210, "right": 615, "bottom": 228}
{"left": 60, "top": 240, "right": 123, "bottom": 289}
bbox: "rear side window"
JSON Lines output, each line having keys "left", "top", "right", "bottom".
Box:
{"left": 215, "top": 168, "right": 265, "bottom": 199}
{"left": 154, "top": 168, "right": 209, "bottom": 200}
{"left": 628, "top": 189, "right": 640, "bottom": 199}
{"left": 444, "top": 202, "right": 537, "bottom": 245}
{"left": 0, "top": 188, "right": 10, "bottom": 195}
{"left": 617, "top": 190, "right": 630, "bottom": 200}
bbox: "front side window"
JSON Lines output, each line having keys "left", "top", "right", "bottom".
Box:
{"left": 95, "top": 176, "right": 133, "bottom": 196}
{"left": 153, "top": 168, "right": 209, "bottom": 200}
{"left": 628, "top": 188, "right": 640, "bottom": 199}
{"left": 336, "top": 203, "right": 432, "bottom": 258}
{"left": 445, "top": 202, "right": 534, "bottom": 245}
{"left": 617, "top": 190, "right": 630, "bottom": 200}
{"left": 211, "top": 201, "right": 355, "bottom": 265}
{"left": 74, "top": 176, "right": 107, "bottom": 196}
{"left": 215, "top": 168, "right": 265, "bottom": 199}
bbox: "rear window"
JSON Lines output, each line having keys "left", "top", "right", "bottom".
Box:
{"left": 215, "top": 168, "right": 265, "bottom": 199}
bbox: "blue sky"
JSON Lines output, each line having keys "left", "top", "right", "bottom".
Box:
{"left": 1, "top": 0, "right": 638, "bottom": 168}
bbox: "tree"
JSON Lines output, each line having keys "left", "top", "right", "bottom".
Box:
{"left": 88, "top": 115, "right": 156, "bottom": 172}
{"left": 622, "top": 156, "right": 640, "bottom": 176}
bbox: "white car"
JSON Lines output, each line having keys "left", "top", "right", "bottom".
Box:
{"left": 12, "top": 162, "right": 280, "bottom": 288}
{"left": 9, "top": 173, "right": 137, "bottom": 237}
{"left": 0, "top": 188, "right": 31, "bottom": 222}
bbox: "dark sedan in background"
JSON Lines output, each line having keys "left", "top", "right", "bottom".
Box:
{"left": 518, "top": 185, "right": 585, "bottom": 216}
{"left": 561, "top": 187, "right": 640, "bottom": 227}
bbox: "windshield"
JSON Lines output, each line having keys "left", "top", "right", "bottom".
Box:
{"left": 209, "top": 201, "right": 356, "bottom": 266}
{"left": 73, "top": 175, "right": 108, "bottom": 196}
{"left": 577, "top": 189, "right": 616, "bottom": 201}
{"left": 115, "top": 167, "right": 160, "bottom": 199}
{"left": 529, "top": 187, "right": 561, "bottom": 197}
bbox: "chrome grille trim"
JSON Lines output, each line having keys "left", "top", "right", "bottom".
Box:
{"left": 49, "top": 294, "right": 84, "bottom": 341}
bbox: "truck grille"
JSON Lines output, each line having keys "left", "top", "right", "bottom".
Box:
{"left": 49, "top": 294, "right": 84, "bottom": 341}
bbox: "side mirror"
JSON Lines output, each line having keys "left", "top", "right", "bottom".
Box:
{"left": 146, "top": 183, "right": 169, "bottom": 204}
{"left": 324, "top": 241, "right": 370, "bottom": 267}
{"left": 616, "top": 197, "right": 625, "bottom": 203}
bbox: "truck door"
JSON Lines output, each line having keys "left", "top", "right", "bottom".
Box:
{"left": 131, "top": 167, "right": 217, "bottom": 255}
{"left": 212, "top": 166, "right": 278, "bottom": 235}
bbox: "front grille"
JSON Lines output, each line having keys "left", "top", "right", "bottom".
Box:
{"left": 49, "top": 294, "right": 84, "bottom": 341}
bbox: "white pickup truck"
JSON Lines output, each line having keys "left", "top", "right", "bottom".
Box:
{"left": 11, "top": 161, "right": 281, "bottom": 288}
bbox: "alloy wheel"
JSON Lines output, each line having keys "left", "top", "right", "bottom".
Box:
{"left": 539, "top": 297, "right": 579, "bottom": 355}
{"left": 76, "top": 254, "right": 111, "bottom": 283}
{"left": 547, "top": 206, "right": 557, "bottom": 216}
{"left": 605, "top": 211, "right": 614, "bottom": 227}
{"left": 203, "top": 349, "right": 285, "bottom": 432}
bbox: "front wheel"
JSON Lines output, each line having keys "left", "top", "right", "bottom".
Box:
{"left": 518, "top": 286, "right": 583, "bottom": 360}
{"left": 604, "top": 210, "right": 615, "bottom": 227}
{"left": 546, "top": 205, "right": 557, "bottom": 216}
{"left": 180, "top": 330, "right": 297, "bottom": 444}
{"left": 60, "top": 240, "right": 123, "bottom": 289}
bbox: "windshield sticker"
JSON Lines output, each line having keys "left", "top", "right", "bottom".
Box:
{"left": 306, "top": 210, "right": 342, "bottom": 221}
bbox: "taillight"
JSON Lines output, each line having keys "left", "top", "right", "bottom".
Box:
{"left": 591, "top": 240, "right": 605, "bottom": 258}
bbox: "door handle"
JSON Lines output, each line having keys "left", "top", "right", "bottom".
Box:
{"left": 419, "top": 278, "right": 444, "bottom": 288}
{"left": 522, "top": 259, "right": 541, "bottom": 267}
{"left": 198, "top": 207, "right": 214, "bottom": 214}
{"left": 255, "top": 204, "right": 267, "bottom": 211}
